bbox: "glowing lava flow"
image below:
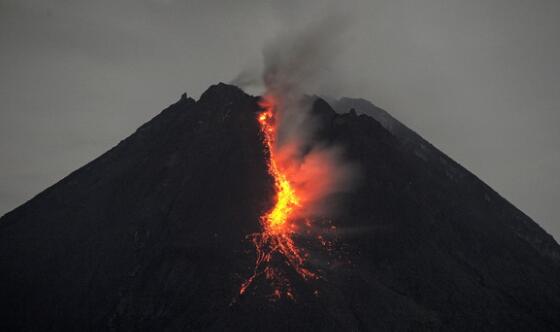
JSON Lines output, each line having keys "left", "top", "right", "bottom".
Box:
{"left": 257, "top": 98, "right": 299, "bottom": 234}
{"left": 239, "top": 96, "right": 316, "bottom": 298}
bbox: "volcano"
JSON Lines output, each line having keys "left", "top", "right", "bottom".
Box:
{"left": 1, "top": 83, "right": 559, "bottom": 331}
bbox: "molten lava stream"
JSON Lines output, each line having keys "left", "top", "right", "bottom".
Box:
{"left": 239, "top": 96, "right": 316, "bottom": 298}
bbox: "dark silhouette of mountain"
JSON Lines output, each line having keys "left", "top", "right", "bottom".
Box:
{"left": 329, "top": 97, "right": 560, "bottom": 260}
{"left": 1, "top": 83, "right": 559, "bottom": 331}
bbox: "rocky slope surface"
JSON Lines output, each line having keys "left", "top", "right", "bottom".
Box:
{"left": 1, "top": 83, "right": 559, "bottom": 331}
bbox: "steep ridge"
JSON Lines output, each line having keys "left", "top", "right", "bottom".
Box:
{"left": 0, "top": 83, "right": 559, "bottom": 331}
{"left": 330, "top": 97, "right": 560, "bottom": 261}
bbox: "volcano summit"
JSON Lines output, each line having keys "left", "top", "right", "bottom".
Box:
{"left": 1, "top": 83, "right": 559, "bottom": 331}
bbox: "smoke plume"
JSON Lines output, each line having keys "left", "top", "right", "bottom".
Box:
{"left": 261, "top": 16, "right": 359, "bottom": 219}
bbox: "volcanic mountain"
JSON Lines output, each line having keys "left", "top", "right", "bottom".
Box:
{"left": 1, "top": 83, "right": 559, "bottom": 331}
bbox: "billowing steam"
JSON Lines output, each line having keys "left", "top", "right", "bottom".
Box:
{"left": 237, "top": 16, "right": 359, "bottom": 298}
{"left": 260, "top": 17, "right": 359, "bottom": 219}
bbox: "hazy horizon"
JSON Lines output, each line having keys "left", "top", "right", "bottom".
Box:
{"left": 1, "top": 0, "right": 559, "bottom": 240}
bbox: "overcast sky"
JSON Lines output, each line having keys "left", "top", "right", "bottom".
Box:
{"left": 1, "top": 0, "right": 559, "bottom": 240}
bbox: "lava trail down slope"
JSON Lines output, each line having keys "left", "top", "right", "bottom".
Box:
{"left": 1, "top": 83, "right": 559, "bottom": 331}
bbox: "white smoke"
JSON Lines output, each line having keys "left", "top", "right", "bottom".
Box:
{"left": 260, "top": 15, "right": 360, "bottom": 218}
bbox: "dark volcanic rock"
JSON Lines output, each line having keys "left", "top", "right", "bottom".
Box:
{"left": 1, "top": 83, "right": 559, "bottom": 331}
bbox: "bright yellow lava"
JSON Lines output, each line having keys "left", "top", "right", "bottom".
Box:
{"left": 239, "top": 96, "right": 314, "bottom": 297}
{"left": 266, "top": 164, "right": 300, "bottom": 232}
{"left": 257, "top": 100, "right": 301, "bottom": 234}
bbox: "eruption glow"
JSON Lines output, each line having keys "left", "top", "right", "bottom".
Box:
{"left": 239, "top": 95, "right": 316, "bottom": 298}
{"left": 257, "top": 97, "right": 300, "bottom": 234}
{"left": 237, "top": 17, "right": 357, "bottom": 299}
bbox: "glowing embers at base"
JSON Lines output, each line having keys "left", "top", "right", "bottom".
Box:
{"left": 239, "top": 96, "right": 316, "bottom": 299}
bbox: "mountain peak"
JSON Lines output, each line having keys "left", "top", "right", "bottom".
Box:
{"left": 1, "top": 84, "right": 559, "bottom": 331}
{"left": 198, "top": 82, "right": 251, "bottom": 106}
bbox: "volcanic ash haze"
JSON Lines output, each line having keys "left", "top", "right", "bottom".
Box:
{"left": 1, "top": 82, "right": 560, "bottom": 330}
{"left": 259, "top": 17, "right": 360, "bottom": 220}
{"left": 235, "top": 18, "right": 362, "bottom": 297}
{"left": 1, "top": 12, "right": 560, "bottom": 332}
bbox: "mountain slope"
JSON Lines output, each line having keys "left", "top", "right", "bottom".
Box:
{"left": 1, "top": 83, "right": 559, "bottom": 331}
{"left": 330, "top": 97, "right": 560, "bottom": 261}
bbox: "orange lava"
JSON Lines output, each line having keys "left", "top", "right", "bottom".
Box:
{"left": 239, "top": 95, "right": 316, "bottom": 298}
{"left": 257, "top": 98, "right": 300, "bottom": 234}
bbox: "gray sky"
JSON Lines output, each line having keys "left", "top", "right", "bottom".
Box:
{"left": 1, "top": 0, "right": 559, "bottom": 240}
